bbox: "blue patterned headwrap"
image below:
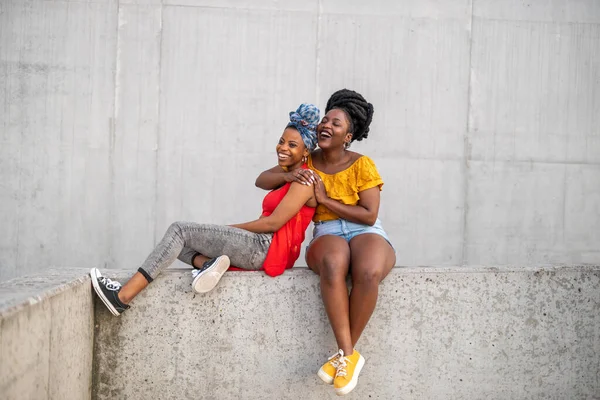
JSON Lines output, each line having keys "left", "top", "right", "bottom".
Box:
{"left": 286, "top": 103, "right": 320, "bottom": 152}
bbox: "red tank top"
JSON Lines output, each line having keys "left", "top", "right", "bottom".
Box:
{"left": 259, "top": 171, "right": 315, "bottom": 277}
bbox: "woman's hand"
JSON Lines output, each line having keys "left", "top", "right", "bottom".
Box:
{"left": 313, "top": 175, "right": 329, "bottom": 204}
{"left": 285, "top": 168, "right": 317, "bottom": 186}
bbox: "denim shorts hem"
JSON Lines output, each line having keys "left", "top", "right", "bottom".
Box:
{"left": 308, "top": 218, "right": 394, "bottom": 250}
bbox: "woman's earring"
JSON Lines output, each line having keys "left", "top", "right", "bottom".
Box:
{"left": 302, "top": 155, "right": 307, "bottom": 163}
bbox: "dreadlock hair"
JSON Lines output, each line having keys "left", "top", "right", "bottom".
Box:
{"left": 325, "top": 89, "right": 374, "bottom": 143}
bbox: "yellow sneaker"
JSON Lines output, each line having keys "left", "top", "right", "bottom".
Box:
{"left": 333, "top": 349, "right": 365, "bottom": 396}
{"left": 317, "top": 350, "right": 343, "bottom": 384}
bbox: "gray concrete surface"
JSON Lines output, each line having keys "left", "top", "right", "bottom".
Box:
{"left": 0, "top": 269, "right": 94, "bottom": 400}
{"left": 1, "top": 0, "right": 600, "bottom": 282}
{"left": 93, "top": 267, "right": 600, "bottom": 400}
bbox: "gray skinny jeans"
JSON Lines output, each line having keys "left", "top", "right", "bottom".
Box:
{"left": 137, "top": 221, "right": 273, "bottom": 282}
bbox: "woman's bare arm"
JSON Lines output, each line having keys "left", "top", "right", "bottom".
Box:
{"left": 232, "top": 182, "right": 314, "bottom": 233}
{"left": 255, "top": 165, "right": 317, "bottom": 190}
{"left": 313, "top": 177, "right": 380, "bottom": 226}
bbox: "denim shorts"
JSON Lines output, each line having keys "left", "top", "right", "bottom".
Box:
{"left": 310, "top": 218, "right": 393, "bottom": 247}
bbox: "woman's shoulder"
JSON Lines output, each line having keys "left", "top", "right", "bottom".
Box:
{"left": 347, "top": 151, "right": 363, "bottom": 162}
{"left": 309, "top": 151, "right": 377, "bottom": 178}
{"left": 348, "top": 152, "right": 379, "bottom": 170}
{"left": 310, "top": 150, "right": 366, "bottom": 166}
{"left": 289, "top": 180, "right": 313, "bottom": 194}
{"left": 350, "top": 154, "right": 382, "bottom": 188}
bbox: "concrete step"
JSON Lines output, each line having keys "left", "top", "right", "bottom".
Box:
{"left": 92, "top": 266, "right": 600, "bottom": 400}
{"left": 0, "top": 268, "right": 94, "bottom": 400}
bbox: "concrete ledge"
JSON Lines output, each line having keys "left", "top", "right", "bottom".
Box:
{"left": 93, "top": 266, "right": 600, "bottom": 400}
{"left": 0, "top": 269, "right": 94, "bottom": 400}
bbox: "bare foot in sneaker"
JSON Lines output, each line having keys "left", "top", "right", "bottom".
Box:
{"left": 333, "top": 349, "right": 365, "bottom": 396}
{"left": 318, "top": 350, "right": 343, "bottom": 384}
{"left": 90, "top": 268, "right": 130, "bottom": 316}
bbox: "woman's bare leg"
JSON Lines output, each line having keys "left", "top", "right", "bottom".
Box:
{"left": 348, "top": 234, "right": 395, "bottom": 346}
{"left": 307, "top": 235, "right": 353, "bottom": 354}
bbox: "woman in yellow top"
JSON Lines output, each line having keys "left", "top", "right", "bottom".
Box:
{"left": 255, "top": 89, "right": 395, "bottom": 396}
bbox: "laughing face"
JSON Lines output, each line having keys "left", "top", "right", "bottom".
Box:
{"left": 276, "top": 127, "right": 309, "bottom": 169}
{"left": 317, "top": 108, "right": 353, "bottom": 150}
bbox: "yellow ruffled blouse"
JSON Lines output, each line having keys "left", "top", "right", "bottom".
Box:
{"left": 308, "top": 154, "right": 384, "bottom": 222}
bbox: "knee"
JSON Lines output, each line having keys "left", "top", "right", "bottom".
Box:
{"left": 167, "top": 221, "right": 185, "bottom": 237}
{"left": 353, "top": 267, "right": 383, "bottom": 286}
{"left": 319, "top": 254, "right": 348, "bottom": 284}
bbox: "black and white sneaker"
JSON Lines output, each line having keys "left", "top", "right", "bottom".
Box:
{"left": 191, "top": 255, "right": 231, "bottom": 293}
{"left": 90, "top": 268, "right": 130, "bottom": 316}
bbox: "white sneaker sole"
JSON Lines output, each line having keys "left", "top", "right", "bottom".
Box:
{"left": 317, "top": 368, "right": 334, "bottom": 384}
{"left": 90, "top": 268, "right": 121, "bottom": 317}
{"left": 192, "top": 255, "right": 230, "bottom": 293}
{"left": 335, "top": 355, "right": 365, "bottom": 396}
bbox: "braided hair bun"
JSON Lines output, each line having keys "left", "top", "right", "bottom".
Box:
{"left": 325, "top": 89, "right": 374, "bottom": 142}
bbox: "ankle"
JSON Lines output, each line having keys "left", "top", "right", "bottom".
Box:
{"left": 340, "top": 347, "right": 354, "bottom": 356}
{"left": 117, "top": 291, "right": 130, "bottom": 305}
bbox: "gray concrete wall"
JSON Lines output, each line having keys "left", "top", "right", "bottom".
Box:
{"left": 1, "top": 0, "right": 600, "bottom": 281}
{"left": 0, "top": 269, "right": 94, "bottom": 400}
{"left": 93, "top": 267, "right": 600, "bottom": 400}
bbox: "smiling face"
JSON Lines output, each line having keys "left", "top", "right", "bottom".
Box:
{"left": 317, "top": 108, "right": 353, "bottom": 150}
{"left": 276, "top": 127, "right": 309, "bottom": 169}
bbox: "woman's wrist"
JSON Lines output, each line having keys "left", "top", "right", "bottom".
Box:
{"left": 320, "top": 196, "right": 334, "bottom": 208}
{"left": 283, "top": 171, "right": 294, "bottom": 183}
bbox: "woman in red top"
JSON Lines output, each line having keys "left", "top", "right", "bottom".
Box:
{"left": 90, "top": 104, "right": 319, "bottom": 316}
